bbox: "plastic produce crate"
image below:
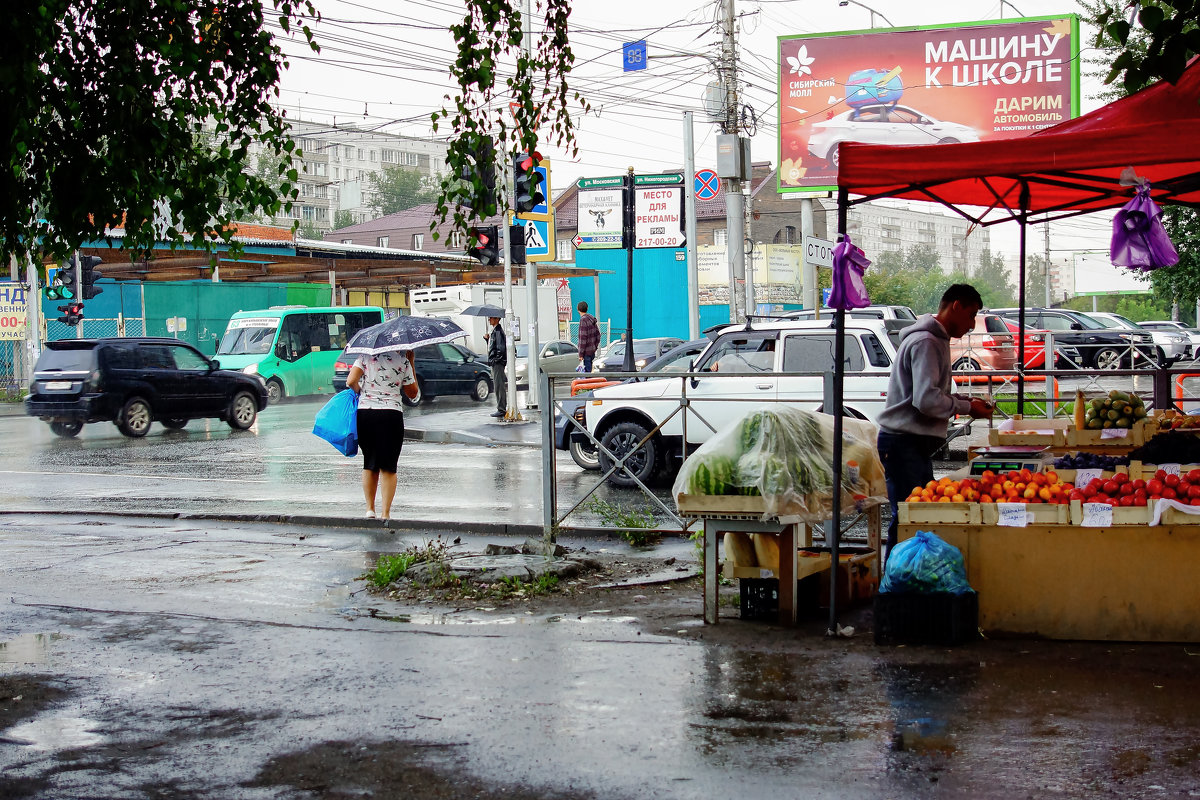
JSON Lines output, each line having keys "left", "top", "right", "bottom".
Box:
{"left": 873, "top": 591, "right": 979, "bottom": 645}
{"left": 739, "top": 577, "right": 821, "bottom": 621}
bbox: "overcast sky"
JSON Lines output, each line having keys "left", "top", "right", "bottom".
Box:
{"left": 275, "top": 0, "right": 1124, "bottom": 275}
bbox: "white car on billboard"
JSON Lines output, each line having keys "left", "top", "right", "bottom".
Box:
{"left": 808, "top": 104, "right": 980, "bottom": 167}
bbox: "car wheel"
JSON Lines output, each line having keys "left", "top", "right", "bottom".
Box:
{"left": 227, "top": 391, "right": 258, "bottom": 430}
{"left": 161, "top": 418, "right": 188, "bottom": 430}
{"left": 402, "top": 380, "right": 424, "bottom": 407}
{"left": 117, "top": 397, "right": 153, "bottom": 438}
{"left": 599, "top": 421, "right": 659, "bottom": 488}
{"left": 471, "top": 376, "right": 491, "bottom": 402}
{"left": 266, "top": 378, "right": 284, "bottom": 405}
{"left": 1094, "top": 347, "right": 1123, "bottom": 370}
{"left": 49, "top": 420, "right": 83, "bottom": 438}
{"left": 953, "top": 357, "right": 982, "bottom": 371}
{"left": 828, "top": 145, "right": 840, "bottom": 169}
{"left": 569, "top": 437, "right": 600, "bottom": 470}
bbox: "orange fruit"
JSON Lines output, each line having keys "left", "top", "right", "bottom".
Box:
{"left": 937, "top": 495, "right": 951, "bottom": 503}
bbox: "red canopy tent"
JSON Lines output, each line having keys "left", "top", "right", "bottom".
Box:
{"left": 819, "top": 62, "right": 1200, "bottom": 631}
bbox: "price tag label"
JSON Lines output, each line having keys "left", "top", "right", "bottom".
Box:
{"left": 759, "top": 568, "right": 774, "bottom": 579}
{"left": 1100, "top": 428, "right": 1129, "bottom": 439}
{"left": 1160, "top": 463, "right": 1182, "bottom": 476}
{"left": 1082, "top": 502, "right": 1113, "bottom": 527}
{"left": 1075, "top": 468, "right": 1102, "bottom": 488}
{"left": 997, "top": 502, "right": 1028, "bottom": 527}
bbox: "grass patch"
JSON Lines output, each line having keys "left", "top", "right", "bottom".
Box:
{"left": 365, "top": 553, "right": 416, "bottom": 588}
{"left": 583, "top": 496, "right": 660, "bottom": 546}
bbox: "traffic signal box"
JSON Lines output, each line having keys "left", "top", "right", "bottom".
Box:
{"left": 513, "top": 151, "right": 545, "bottom": 214}
{"left": 467, "top": 225, "right": 500, "bottom": 266}
{"left": 56, "top": 302, "right": 84, "bottom": 326}
{"left": 81, "top": 255, "right": 103, "bottom": 299}
{"left": 47, "top": 257, "right": 78, "bottom": 301}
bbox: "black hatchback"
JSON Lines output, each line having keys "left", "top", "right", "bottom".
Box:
{"left": 25, "top": 338, "right": 269, "bottom": 438}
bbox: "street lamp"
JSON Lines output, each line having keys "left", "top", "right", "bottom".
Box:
{"left": 838, "top": 0, "right": 895, "bottom": 29}
{"left": 999, "top": 0, "right": 1026, "bottom": 18}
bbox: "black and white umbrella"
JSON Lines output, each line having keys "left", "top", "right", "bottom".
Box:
{"left": 461, "top": 304, "right": 506, "bottom": 318}
{"left": 344, "top": 316, "right": 467, "bottom": 356}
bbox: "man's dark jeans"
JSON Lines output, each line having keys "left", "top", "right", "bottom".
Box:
{"left": 877, "top": 430, "right": 945, "bottom": 557}
{"left": 582, "top": 356, "right": 594, "bottom": 372}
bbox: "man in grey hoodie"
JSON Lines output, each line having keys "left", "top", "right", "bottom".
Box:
{"left": 877, "top": 284, "right": 994, "bottom": 556}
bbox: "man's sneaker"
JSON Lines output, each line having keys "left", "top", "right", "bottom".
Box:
{"left": 490, "top": 411, "right": 504, "bottom": 418}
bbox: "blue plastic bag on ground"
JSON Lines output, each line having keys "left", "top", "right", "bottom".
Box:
{"left": 879, "top": 530, "right": 973, "bottom": 595}
{"left": 313, "top": 389, "right": 359, "bottom": 457}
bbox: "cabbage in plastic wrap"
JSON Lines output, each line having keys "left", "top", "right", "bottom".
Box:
{"left": 673, "top": 406, "right": 887, "bottom": 523}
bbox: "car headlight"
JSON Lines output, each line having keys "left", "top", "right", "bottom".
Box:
{"left": 634, "top": 358, "right": 648, "bottom": 368}
{"left": 242, "top": 364, "right": 259, "bottom": 375}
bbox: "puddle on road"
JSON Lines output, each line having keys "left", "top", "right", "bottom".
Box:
{"left": 0, "top": 632, "right": 63, "bottom": 664}
{"left": 5, "top": 713, "right": 106, "bottom": 751}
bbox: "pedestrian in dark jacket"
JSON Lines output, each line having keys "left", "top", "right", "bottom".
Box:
{"left": 577, "top": 301, "right": 600, "bottom": 372}
{"left": 485, "top": 316, "right": 507, "bottom": 418}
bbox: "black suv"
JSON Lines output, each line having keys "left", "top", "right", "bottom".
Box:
{"left": 991, "top": 308, "right": 1156, "bottom": 370}
{"left": 26, "top": 338, "right": 269, "bottom": 438}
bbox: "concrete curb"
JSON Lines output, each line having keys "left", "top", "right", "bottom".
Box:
{"left": 0, "top": 508, "right": 620, "bottom": 539}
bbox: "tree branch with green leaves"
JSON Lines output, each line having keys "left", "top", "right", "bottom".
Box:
{"left": 430, "top": 0, "right": 589, "bottom": 241}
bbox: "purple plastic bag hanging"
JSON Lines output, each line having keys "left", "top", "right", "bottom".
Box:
{"left": 1111, "top": 183, "right": 1179, "bottom": 271}
{"left": 828, "top": 235, "right": 872, "bottom": 310}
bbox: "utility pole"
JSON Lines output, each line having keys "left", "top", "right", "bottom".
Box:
{"left": 683, "top": 111, "right": 700, "bottom": 339}
{"left": 1043, "top": 222, "right": 1052, "bottom": 307}
{"left": 721, "top": 0, "right": 746, "bottom": 325}
{"left": 520, "top": 0, "right": 541, "bottom": 411}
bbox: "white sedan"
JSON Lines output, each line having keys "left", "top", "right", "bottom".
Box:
{"left": 808, "top": 104, "right": 980, "bottom": 168}
{"left": 513, "top": 340, "right": 580, "bottom": 387}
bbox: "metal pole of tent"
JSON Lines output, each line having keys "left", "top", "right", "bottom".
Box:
{"left": 1016, "top": 182, "right": 1031, "bottom": 415}
{"left": 827, "top": 188, "right": 849, "bottom": 635}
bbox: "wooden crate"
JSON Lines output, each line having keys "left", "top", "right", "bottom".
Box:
{"left": 1069, "top": 499, "right": 1152, "bottom": 526}
{"left": 1128, "top": 462, "right": 1200, "bottom": 482}
{"left": 1067, "top": 418, "right": 1155, "bottom": 448}
{"left": 677, "top": 493, "right": 772, "bottom": 520}
{"left": 989, "top": 417, "right": 1070, "bottom": 447}
{"left": 898, "top": 502, "right": 982, "bottom": 525}
{"left": 1158, "top": 504, "right": 1200, "bottom": 525}
{"left": 981, "top": 502, "right": 1070, "bottom": 526}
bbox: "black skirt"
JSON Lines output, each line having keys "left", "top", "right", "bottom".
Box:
{"left": 356, "top": 408, "right": 405, "bottom": 472}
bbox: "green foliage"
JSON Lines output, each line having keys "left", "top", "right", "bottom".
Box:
{"left": 1086, "top": 0, "right": 1200, "bottom": 93}
{"left": 1079, "top": 1, "right": 1200, "bottom": 316}
{"left": 368, "top": 166, "right": 438, "bottom": 218}
{"left": 430, "top": 0, "right": 588, "bottom": 241}
{"left": 365, "top": 553, "right": 417, "bottom": 588}
{"left": 583, "top": 497, "right": 659, "bottom": 545}
{"left": 298, "top": 221, "right": 323, "bottom": 241}
{"left": 1060, "top": 293, "right": 1176, "bottom": 322}
{"left": 0, "top": 0, "right": 320, "bottom": 265}
{"left": 861, "top": 244, "right": 959, "bottom": 313}
{"left": 333, "top": 210, "right": 356, "bottom": 231}
{"left": 974, "top": 250, "right": 1017, "bottom": 309}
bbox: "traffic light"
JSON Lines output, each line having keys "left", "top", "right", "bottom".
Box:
{"left": 56, "top": 302, "right": 84, "bottom": 326}
{"left": 509, "top": 223, "right": 526, "bottom": 265}
{"left": 47, "top": 257, "right": 78, "bottom": 301}
{"left": 466, "top": 225, "right": 500, "bottom": 266}
{"left": 458, "top": 133, "right": 497, "bottom": 215}
{"left": 81, "top": 256, "right": 103, "bottom": 299}
{"left": 513, "top": 152, "right": 544, "bottom": 214}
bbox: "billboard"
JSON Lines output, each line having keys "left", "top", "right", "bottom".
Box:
{"left": 778, "top": 15, "right": 1080, "bottom": 193}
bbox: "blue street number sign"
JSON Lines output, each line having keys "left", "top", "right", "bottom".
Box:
{"left": 623, "top": 40, "right": 647, "bottom": 72}
{"left": 694, "top": 168, "right": 721, "bottom": 200}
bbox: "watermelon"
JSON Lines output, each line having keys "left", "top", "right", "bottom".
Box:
{"left": 688, "top": 454, "right": 736, "bottom": 495}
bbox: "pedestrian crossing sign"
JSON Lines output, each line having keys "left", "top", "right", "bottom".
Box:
{"left": 518, "top": 218, "right": 555, "bottom": 261}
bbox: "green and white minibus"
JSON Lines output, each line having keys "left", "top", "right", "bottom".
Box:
{"left": 215, "top": 306, "right": 384, "bottom": 404}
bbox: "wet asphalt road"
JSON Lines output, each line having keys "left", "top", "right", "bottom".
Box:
{"left": 5, "top": 400, "right": 1200, "bottom": 797}
{"left": 6, "top": 512, "right": 1200, "bottom": 799}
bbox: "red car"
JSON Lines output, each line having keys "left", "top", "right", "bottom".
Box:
{"left": 1001, "top": 319, "right": 1082, "bottom": 369}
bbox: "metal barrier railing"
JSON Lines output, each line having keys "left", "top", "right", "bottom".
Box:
{"left": 539, "top": 357, "right": 1195, "bottom": 540}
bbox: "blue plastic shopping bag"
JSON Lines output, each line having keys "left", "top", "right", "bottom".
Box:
{"left": 313, "top": 389, "right": 359, "bottom": 457}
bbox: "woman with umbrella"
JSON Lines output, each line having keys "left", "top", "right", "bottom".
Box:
{"left": 344, "top": 316, "right": 467, "bottom": 519}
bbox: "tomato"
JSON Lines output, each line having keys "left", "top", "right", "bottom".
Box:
{"left": 1113, "top": 472, "right": 1129, "bottom": 485}
{"left": 1156, "top": 469, "right": 1168, "bottom": 481}
{"left": 1134, "top": 488, "right": 1148, "bottom": 500}
{"left": 1134, "top": 496, "right": 1148, "bottom": 507}
{"left": 1166, "top": 474, "right": 1182, "bottom": 488}
{"left": 1082, "top": 483, "right": 1098, "bottom": 498}
{"left": 1164, "top": 487, "right": 1178, "bottom": 499}
{"left": 1120, "top": 495, "right": 1135, "bottom": 507}
{"left": 1187, "top": 469, "right": 1200, "bottom": 484}
{"left": 1103, "top": 480, "right": 1120, "bottom": 495}
{"left": 1088, "top": 478, "right": 1104, "bottom": 491}
{"left": 1147, "top": 479, "right": 1164, "bottom": 496}
{"left": 1191, "top": 498, "right": 1200, "bottom": 506}
{"left": 1119, "top": 483, "right": 1134, "bottom": 496}
{"left": 1133, "top": 479, "right": 1147, "bottom": 491}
